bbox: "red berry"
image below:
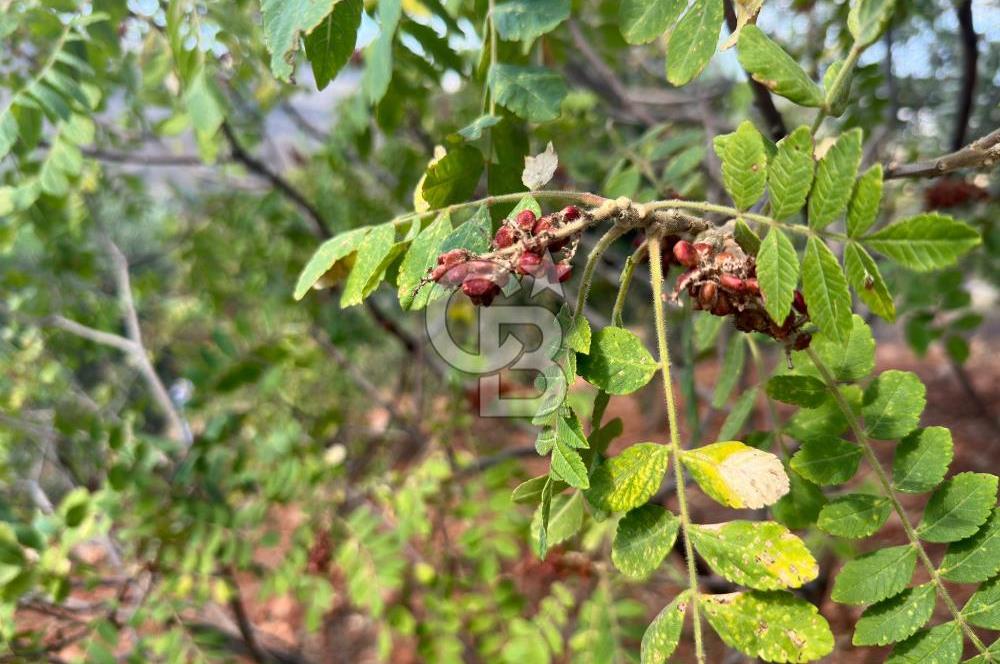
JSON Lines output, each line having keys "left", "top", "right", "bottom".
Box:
{"left": 532, "top": 216, "right": 553, "bottom": 236}
{"left": 793, "top": 290, "right": 808, "bottom": 315}
{"left": 462, "top": 277, "right": 501, "bottom": 306}
{"left": 515, "top": 209, "right": 537, "bottom": 232}
{"left": 517, "top": 251, "right": 543, "bottom": 276}
{"left": 719, "top": 274, "right": 744, "bottom": 292}
{"left": 672, "top": 241, "right": 698, "bottom": 268}
{"left": 743, "top": 277, "right": 760, "bottom": 294}
{"left": 561, "top": 205, "right": 581, "bottom": 221}
{"left": 493, "top": 226, "right": 515, "bottom": 249}
{"left": 555, "top": 263, "right": 573, "bottom": 282}
{"left": 711, "top": 293, "right": 733, "bottom": 316}
{"left": 437, "top": 249, "right": 467, "bottom": 267}
{"left": 693, "top": 242, "right": 713, "bottom": 257}
{"left": 698, "top": 281, "right": 718, "bottom": 308}
{"left": 793, "top": 332, "right": 813, "bottom": 351}
{"left": 434, "top": 262, "right": 470, "bottom": 287}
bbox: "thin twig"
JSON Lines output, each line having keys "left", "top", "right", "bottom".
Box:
{"left": 885, "top": 126, "right": 1000, "bottom": 179}
{"left": 221, "top": 121, "right": 332, "bottom": 238}
{"left": 105, "top": 239, "right": 189, "bottom": 447}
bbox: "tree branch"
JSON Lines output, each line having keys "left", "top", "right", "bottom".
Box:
{"left": 221, "top": 121, "right": 333, "bottom": 239}
{"left": 952, "top": 0, "right": 978, "bottom": 151}
{"left": 104, "top": 239, "right": 190, "bottom": 447}
{"left": 884, "top": 126, "right": 1000, "bottom": 179}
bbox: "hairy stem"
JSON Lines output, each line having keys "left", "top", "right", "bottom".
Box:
{"left": 648, "top": 234, "right": 705, "bottom": 663}
{"left": 806, "top": 348, "right": 993, "bottom": 660}
{"left": 611, "top": 243, "right": 645, "bottom": 326}
{"left": 574, "top": 224, "right": 628, "bottom": 319}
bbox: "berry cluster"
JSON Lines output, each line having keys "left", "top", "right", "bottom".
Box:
{"left": 670, "top": 236, "right": 812, "bottom": 350}
{"left": 427, "top": 206, "right": 584, "bottom": 306}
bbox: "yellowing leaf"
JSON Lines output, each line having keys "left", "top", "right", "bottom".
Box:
{"left": 682, "top": 441, "right": 789, "bottom": 509}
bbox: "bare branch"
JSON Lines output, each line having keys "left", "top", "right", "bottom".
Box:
{"left": 566, "top": 19, "right": 658, "bottom": 127}
{"left": 221, "top": 121, "right": 333, "bottom": 239}
{"left": 104, "top": 239, "right": 190, "bottom": 447}
{"left": 44, "top": 315, "right": 138, "bottom": 354}
{"left": 885, "top": 126, "right": 1000, "bottom": 179}
{"left": 952, "top": 0, "right": 978, "bottom": 151}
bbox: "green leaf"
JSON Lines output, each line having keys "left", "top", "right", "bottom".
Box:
{"left": 818, "top": 494, "right": 891, "bottom": 538}
{"left": 493, "top": 0, "right": 569, "bottom": 42}
{"left": 586, "top": 443, "right": 669, "bottom": 512}
{"left": 917, "top": 472, "right": 998, "bottom": 543}
{"left": 893, "top": 426, "right": 953, "bottom": 494}
{"left": 512, "top": 474, "right": 566, "bottom": 504}
{"left": 530, "top": 492, "right": 584, "bottom": 556}
{"left": 641, "top": 592, "right": 689, "bottom": 664}
{"left": 887, "top": 622, "right": 962, "bottom": 664}
{"left": 733, "top": 218, "right": 761, "bottom": 256}
{"left": 578, "top": 327, "right": 657, "bottom": 395}
{"left": 261, "top": 0, "right": 339, "bottom": 82}
{"left": 863, "top": 213, "right": 982, "bottom": 272}
{"left": 766, "top": 375, "right": 826, "bottom": 408}
{"left": 702, "top": 591, "right": 834, "bottom": 662}
{"left": 612, "top": 504, "right": 679, "bottom": 579}
{"left": 964, "top": 575, "right": 1000, "bottom": 629}
{"left": 294, "top": 226, "right": 371, "bottom": 300}
{"left": 848, "top": 0, "right": 897, "bottom": 48}
{"left": 940, "top": 508, "right": 1000, "bottom": 583}
{"left": 420, "top": 145, "right": 484, "bottom": 209}
{"left": 736, "top": 26, "right": 824, "bottom": 107}
{"left": 853, "top": 584, "right": 936, "bottom": 647}
{"left": 713, "top": 120, "right": 767, "bottom": 210}
{"left": 831, "top": 544, "right": 916, "bottom": 605}
{"left": 0, "top": 110, "right": 17, "bottom": 160}
{"left": 772, "top": 472, "right": 827, "bottom": 530}
{"left": 689, "top": 521, "right": 818, "bottom": 590}
{"left": 712, "top": 333, "right": 746, "bottom": 408}
{"left": 784, "top": 390, "right": 852, "bottom": 441}
{"left": 551, "top": 439, "right": 590, "bottom": 490}
{"left": 790, "top": 437, "right": 862, "bottom": 486}
{"left": 341, "top": 223, "right": 398, "bottom": 307}
{"left": 362, "top": 0, "right": 402, "bottom": 103}
{"left": 682, "top": 441, "right": 789, "bottom": 509}
{"left": 718, "top": 387, "right": 758, "bottom": 441}
{"left": 397, "top": 212, "right": 452, "bottom": 310}
{"left": 844, "top": 242, "right": 896, "bottom": 322}
{"left": 861, "top": 370, "right": 925, "bottom": 440}
{"left": 304, "top": 0, "right": 363, "bottom": 90}
{"left": 767, "top": 126, "right": 815, "bottom": 220}
{"left": 799, "top": 314, "right": 875, "bottom": 382}
{"left": 846, "top": 164, "right": 883, "bottom": 237}
{"left": 665, "top": 0, "right": 724, "bottom": 87}
{"left": 756, "top": 228, "right": 800, "bottom": 327}
{"left": 433, "top": 210, "right": 487, "bottom": 261}
{"left": 620, "top": 0, "right": 686, "bottom": 45}
{"left": 456, "top": 114, "right": 501, "bottom": 141}
{"left": 801, "top": 236, "right": 852, "bottom": 344}
{"left": 488, "top": 64, "right": 567, "bottom": 123}
{"left": 808, "top": 128, "right": 863, "bottom": 229}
